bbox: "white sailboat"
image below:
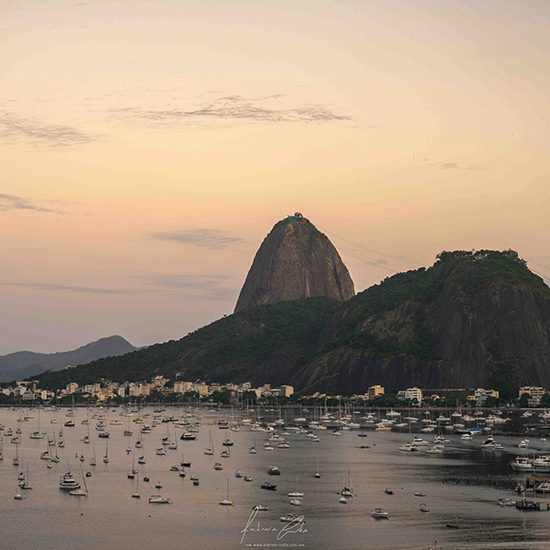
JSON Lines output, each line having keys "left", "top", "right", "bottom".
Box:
{"left": 219, "top": 479, "right": 234, "bottom": 505}
{"left": 314, "top": 457, "right": 320, "bottom": 478}
{"left": 204, "top": 430, "right": 214, "bottom": 455}
{"left": 70, "top": 467, "right": 88, "bottom": 496}
{"left": 288, "top": 475, "right": 304, "bottom": 497}
{"left": 19, "top": 464, "right": 32, "bottom": 490}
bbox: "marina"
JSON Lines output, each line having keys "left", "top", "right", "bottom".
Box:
{"left": 1, "top": 405, "right": 550, "bottom": 549}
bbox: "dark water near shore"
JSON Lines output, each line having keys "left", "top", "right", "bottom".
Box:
{"left": 1, "top": 407, "right": 549, "bottom": 550}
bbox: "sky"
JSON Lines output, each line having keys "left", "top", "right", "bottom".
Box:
{"left": 1, "top": 0, "right": 549, "bottom": 355}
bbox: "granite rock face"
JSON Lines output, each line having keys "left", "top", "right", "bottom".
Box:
{"left": 234, "top": 215, "right": 355, "bottom": 313}
{"left": 293, "top": 251, "right": 550, "bottom": 394}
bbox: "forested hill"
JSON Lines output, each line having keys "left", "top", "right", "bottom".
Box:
{"left": 32, "top": 250, "right": 550, "bottom": 397}
{"left": 32, "top": 298, "right": 340, "bottom": 390}
{"left": 293, "top": 250, "right": 550, "bottom": 395}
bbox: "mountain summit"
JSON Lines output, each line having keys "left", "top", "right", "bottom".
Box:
{"left": 235, "top": 213, "right": 355, "bottom": 313}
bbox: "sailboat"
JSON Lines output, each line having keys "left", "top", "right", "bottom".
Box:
{"left": 14, "top": 473, "right": 23, "bottom": 500}
{"left": 314, "top": 457, "right": 321, "bottom": 478}
{"left": 90, "top": 442, "right": 97, "bottom": 466}
{"left": 70, "top": 466, "right": 88, "bottom": 496}
{"left": 103, "top": 440, "right": 109, "bottom": 463}
{"left": 128, "top": 453, "right": 138, "bottom": 478}
{"left": 13, "top": 441, "right": 20, "bottom": 466}
{"left": 132, "top": 472, "right": 141, "bottom": 498}
{"left": 219, "top": 479, "right": 234, "bottom": 505}
{"left": 204, "top": 430, "right": 214, "bottom": 455}
{"left": 288, "top": 475, "right": 304, "bottom": 497}
{"left": 341, "top": 470, "right": 353, "bottom": 497}
{"left": 180, "top": 451, "right": 191, "bottom": 468}
{"left": 19, "top": 464, "right": 32, "bottom": 490}
{"left": 0, "top": 434, "right": 3, "bottom": 461}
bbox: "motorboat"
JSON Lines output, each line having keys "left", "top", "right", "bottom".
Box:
{"left": 214, "top": 463, "right": 223, "bottom": 470}
{"left": 498, "top": 498, "right": 517, "bottom": 506}
{"left": 399, "top": 443, "right": 419, "bottom": 452}
{"left": 280, "top": 514, "right": 302, "bottom": 522}
{"left": 268, "top": 466, "right": 281, "bottom": 475}
{"left": 148, "top": 495, "right": 172, "bottom": 504}
{"left": 385, "top": 488, "right": 394, "bottom": 495}
{"left": 419, "top": 503, "right": 429, "bottom": 512}
{"left": 59, "top": 472, "right": 80, "bottom": 490}
{"left": 261, "top": 483, "right": 277, "bottom": 491}
{"left": 481, "top": 436, "right": 496, "bottom": 450}
{"left": 371, "top": 508, "right": 389, "bottom": 518}
{"left": 535, "top": 482, "right": 550, "bottom": 494}
{"left": 510, "top": 456, "right": 533, "bottom": 472}
{"left": 253, "top": 505, "right": 268, "bottom": 511}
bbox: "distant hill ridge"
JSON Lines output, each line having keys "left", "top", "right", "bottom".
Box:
{"left": 0, "top": 335, "right": 137, "bottom": 382}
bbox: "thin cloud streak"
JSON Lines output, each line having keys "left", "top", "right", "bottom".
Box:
{"left": 108, "top": 94, "right": 351, "bottom": 128}
{"left": 0, "top": 112, "right": 95, "bottom": 148}
{"left": 139, "top": 273, "right": 239, "bottom": 302}
{"left": 0, "top": 282, "right": 140, "bottom": 296}
{"left": 149, "top": 229, "right": 244, "bottom": 249}
{"left": 0, "top": 193, "right": 66, "bottom": 214}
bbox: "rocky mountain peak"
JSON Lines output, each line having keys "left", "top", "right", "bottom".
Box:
{"left": 234, "top": 213, "right": 355, "bottom": 312}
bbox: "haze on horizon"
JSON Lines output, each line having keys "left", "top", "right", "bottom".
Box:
{"left": 1, "top": 0, "right": 549, "bottom": 356}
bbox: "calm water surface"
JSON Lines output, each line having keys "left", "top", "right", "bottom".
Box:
{"left": 0, "top": 407, "right": 549, "bottom": 550}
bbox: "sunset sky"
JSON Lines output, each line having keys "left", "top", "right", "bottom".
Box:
{"left": 1, "top": 0, "right": 549, "bottom": 355}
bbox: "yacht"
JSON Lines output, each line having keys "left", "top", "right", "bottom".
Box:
{"left": 59, "top": 472, "right": 80, "bottom": 490}
{"left": 148, "top": 495, "right": 172, "bottom": 504}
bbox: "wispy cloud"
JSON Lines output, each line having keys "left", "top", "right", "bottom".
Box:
{"left": 1, "top": 275, "right": 239, "bottom": 302}
{"left": 149, "top": 229, "right": 244, "bottom": 250}
{"left": 0, "top": 282, "right": 140, "bottom": 295}
{"left": 427, "top": 160, "right": 489, "bottom": 171}
{"left": 0, "top": 112, "right": 95, "bottom": 148}
{"left": 139, "top": 273, "right": 239, "bottom": 302}
{"left": 0, "top": 193, "right": 66, "bottom": 214}
{"left": 108, "top": 94, "right": 350, "bottom": 128}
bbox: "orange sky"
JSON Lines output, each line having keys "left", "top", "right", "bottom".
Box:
{"left": 1, "top": 0, "right": 549, "bottom": 354}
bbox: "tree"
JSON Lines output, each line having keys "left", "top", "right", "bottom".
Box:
{"left": 519, "top": 393, "right": 530, "bottom": 408}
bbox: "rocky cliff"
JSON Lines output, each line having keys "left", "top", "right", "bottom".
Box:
{"left": 234, "top": 214, "right": 355, "bottom": 312}
{"left": 293, "top": 250, "right": 550, "bottom": 395}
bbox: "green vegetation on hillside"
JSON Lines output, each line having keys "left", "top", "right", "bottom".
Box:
{"left": 32, "top": 297, "right": 339, "bottom": 390}
{"left": 489, "top": 361, "right": 524, "bottom": 401}
{"left": 316, "top": 249, "right": 548, "bottom": 362}
{"left": 317, "top": 267, "right": 443, "bottom": 361}
{"left": 438, "top": 250, "right": 549, "bottom": 296}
